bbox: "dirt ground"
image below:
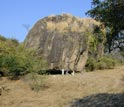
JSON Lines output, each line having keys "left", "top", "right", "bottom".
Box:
{"left": 0, "top": 66, "right": 124, "bottom": 107}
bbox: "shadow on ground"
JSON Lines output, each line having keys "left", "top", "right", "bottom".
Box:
{"left": 71, "top": 93, "right": 124, "bottom": 107}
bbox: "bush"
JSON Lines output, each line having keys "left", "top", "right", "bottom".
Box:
{"left": 0, "top": 52, "right": 47, "bottom": 79}
{"left": 85, "top": 56, "right": 117, "bottom": 71}
{"left": 23, "top": 73, "right": 48, "bottom": 92}
{"left": 96, "top": 57, "right": 116, "bottom": 70}
{"left": 96, "top": 61, "right": 107, "bottom": 70}
{"left": 0, "top": 55, "right": 27, "bottom": 79}
{"left": 0, "top": 38, "right": 48, "bottom": 79}
{"left": 85, "top": 57, "right": 96, "bottom": 72}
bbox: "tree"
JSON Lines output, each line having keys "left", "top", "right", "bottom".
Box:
{"left": 86, "top": 0, "right": 124, "bottom": 52}
{"left": 93, "top": 24, "right": 106, "bottom": 58}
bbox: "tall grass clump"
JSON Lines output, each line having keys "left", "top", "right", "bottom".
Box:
{"left": 22, "top": 73, "right": 48, "bottom": 92}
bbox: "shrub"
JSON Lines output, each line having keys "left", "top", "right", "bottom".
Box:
{"left": 23, "top": 73, "right": 47, "bottom": 92}
{"left": 96, "top": 57, "right": 116, "bottom": 70}
{"left": 96, "top": 61, "right": 107, "bottom": 70}
{"left": 85, "top": 57, "right": 96, "bottom": 72}
{"left": 85, "top": 56, "right": 117, "bottom": 71}
{"left": 0, "top": 39, "right": 48, "bottom": 79}
{"left": 0, "top": 55, "right": 26, "bottom": 79}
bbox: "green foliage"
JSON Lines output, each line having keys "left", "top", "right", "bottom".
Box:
{"left": 85, "top": 57, "right": 96, "bottom": 72}
{"left": 0, "top": 36, "right": 48, "bottom": 79}
{"left": 86, "top": 0, "right": 124, "bottom": 29}
{"left": 86, "top": 0, "right": 124, "bottom": 52}
{"left": 88, "top": 25, "right": 106, "bottom": 58}
{"left": 96, "top": 57, "right": 116, "bottom": 70}
{"left": 85, "top": 56, "right": 117, "bottom": 71}
{"left": 0, "top": 35, "right": 7, "bottom": 41}
{"left": 0, "top": 55, "right": 22, "bottom": 77}
{"left": 93, "top": 25, "right": 106, "bottom": 43}
{"left": 88, "top": 33, "right": 98, "bottom": 53}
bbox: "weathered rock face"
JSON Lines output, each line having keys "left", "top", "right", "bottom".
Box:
{"left": 24, "top": 14, "right": 99, "bottom": 71}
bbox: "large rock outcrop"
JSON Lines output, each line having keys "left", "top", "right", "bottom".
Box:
{"left": 24, "top": 14, "right": 99, "bottom": 71}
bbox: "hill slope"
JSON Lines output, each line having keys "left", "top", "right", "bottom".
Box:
{"left": 0, "top": 66, "right": 124, "bottom": 107}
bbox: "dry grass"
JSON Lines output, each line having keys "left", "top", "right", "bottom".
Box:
{"left": 0, "top": 65, "right": 124, "bottom": 107}
{"left": 46, "top": 16, "right": 100, "bottom": 34}
{"left": 46, "top": 22, "right": 56, "bottom": 31}
{"left": 56, "top": 22, "right": 68, "bottom": 32}
{"left": 46, "top": 21, "right": 68, "bottom": 32}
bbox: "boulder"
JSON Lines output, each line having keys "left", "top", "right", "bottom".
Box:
{"left": 24, "top": 14, "right": 99, "bottom": 71}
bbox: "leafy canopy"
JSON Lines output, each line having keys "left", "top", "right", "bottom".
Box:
{"left": 86, "top": 0, "right": 124, "bottom": 52}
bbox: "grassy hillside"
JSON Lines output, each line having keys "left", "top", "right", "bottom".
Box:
{"left": 0, "top": 66, "right": 124, "bottom": 107}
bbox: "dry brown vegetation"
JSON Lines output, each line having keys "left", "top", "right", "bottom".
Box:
{"left": 46, "top": 22, "right": 56, "bottom": 31}
{"left": 0, "top": 66, "right": 124, "bottom": 107}
{"left": 46, "top": 14, "right": 100, "bottom": 33}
